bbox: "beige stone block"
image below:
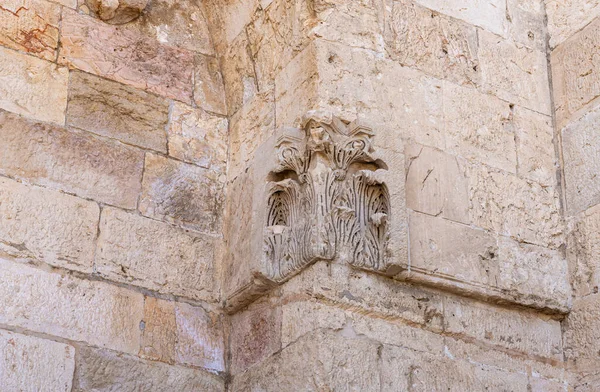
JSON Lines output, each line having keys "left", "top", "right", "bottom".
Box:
{"left": 469, "top": 164, "right": 563, "bottom": 248}
{"left": 0, "top": 257, "right": 144, "bottom": 353}
{"left": 562, "top": 104, "right": 600, "bottom": 215}
{"left": 443, "top": 82, "right": 516, "bottom": 173}
{"left": 139, "top": 153, "right": 224, "bottom": 233}
{"left": 167, "top": 101, "right": 227, "bottom": 171}
{"left": 194, "top": 54, "right": 227, "bottom": 115}
{"left": 140, "top": 297, "right": 176, "bottom": 363}
{"left": 564, "top": 294, "right": 600, "bottom": 371}
{"left": 60, "top": 9, "right": 194, "bottom": 103}
{"left": 444, "top": 297, "right": 563, "bottom": 359}
{"left": 552, "top": 18, "right": 600, "bottom": 129}
{"left": 96, "top": 207, "right": 217, "bottom": 301}
{"left": 0, "top": 177, "right": 98, "bottom": 272}
{"left": 0, "top": 330, "right": 75, "bottom": 392}
{"left": 568, "top": 206, "right": 600, "bottom": 297}
{"left": 0, "top": 46, "right": 67, "bottom": 124}
{"left": 230, "top": 330, "right": 380, "bottom": 391}
{"left": 576, "top": 373, "right": 600, "bottom": 392}
{"left": 414, "top": 0, "right": 507, "bottom": 36}
{"left": 51, "top": 0, "right": 76, "bottom": 7}
{"left": 479, "top": 30, "right": 551, "bottom": 115}
{"left": 514, "top": 107, "right": 556, "bottom": 186}
{"left": 546, "top": 0, "right": 600, "bottom": 48}
{"left": 73, "top": 346, "right": 224, "bottom": 392}
{"left": 281, "top": 301, "right": 346, "bottom": 347}
{"left": 0, "top": 111, "right": 144, "bottom": 208}
{"left": 0, "top": 0, "right": 60, "bottom": 61}
{"left": 405, "top": 144, "right": 469, "bottom": 223}
{"left": 530, "top": 377, "right": 570, "bottom": 392}
{"left": 67, "top": 71, "right": 169, "bottom": 152}
{"left": 202, "top": 0, "right": 261, "bottom": 53}
{"left": 221, "top": 32, "right": 258, "bottom": 115}
{"left": 507, "top": 0, "right": 547, "bottom": 50}
{"left": 385, "top": 0, "right": 479, "bottom": 86}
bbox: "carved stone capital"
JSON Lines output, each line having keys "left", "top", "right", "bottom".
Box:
{"left": 86, "top": 0, "right": 149, "bottom": 24}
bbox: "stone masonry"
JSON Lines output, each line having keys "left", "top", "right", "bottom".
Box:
{"left": 0, "top": 0, "right": 598, "bottom": 390}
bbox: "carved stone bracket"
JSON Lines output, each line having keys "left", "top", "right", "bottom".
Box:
{"left": 264, "top": 111, "right": 391, "bottom": 282}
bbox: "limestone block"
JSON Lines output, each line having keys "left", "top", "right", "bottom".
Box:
{"left": 444, "top": 297, "right": 563, "bottom": 359}
{"left": 0, "top": 257, "right": 144, "bottom": 353}
{"left": 552, "top": 18, "right": 600, "bottom": 129}
{"left": 202, "top": 0, "right": 262, "bottom": 54}
{"left": 0, "top": 46, "right": 67, "bottom": 124}
{"left": 414, "top": 0, "right": 507, "bottom": 36}
{"left": 60, "top": 9, "right": 194, "bottom": 102}
{"left": 220, "top": 32, "right": 258, "bottom": 115}
{"left": 546, "top": 0, "right": 600, "bottom": 48}
{"left": 167, "top": 101, "right": 228, "bottom": 170}
{"left": 443, "top": 82, "right": 516, "bottom": 173}
{"left": 469, "top": 164, "right": 563, "bottom": 248}
{"left": 385, "top": 0, "right": 479, "bottom": 86}
{"left": 507, "top": 0, "right": 547, "bottom": 50}
{"left": 0, "top": 177, "right": 99, "bottom": 272}
{"left": 140, "top": 297, "right": 176, "bottom": 363}
{"left": 405, "top": 144, "right": 469, "bottom": 224}
{"left": 0, "top": 0, "right": 60, "bottom": 61}
{"left": 86, "top": 0, "right": 148, "bottom": 24}
{"left": 530, "top": 377, "right": 571, "bottom": 392}
{"left": 67, "top": 71, "right": 169, "bottom": 152}
{"left": 139, "top": 153, "right": 225, "bottom": 233}
{"left": 567, "top": 206, "right": 600, "bottom": 297}
{"left": 96, "top": 207, "right": 217, "bottom": 302}
{"left": 73, "top": 347, "right": 224, "bottom": 392}
{"left": 0, "top": 330, "right": 75, "bottom": 392}
{"left": 562, "top": 104, "right": 600, "bottom": 215}
{"left": 563, "top": 294, "right": 600, "bottom": 371}
{"left": 479, "top": 30, "right": 551, "bottom": 115}
{"left": 576, "top": 373, "right": 600, "bottom": 392}
{"left": 194, "top": 54, "right": 227, "bottom": 115}
{"left": 230, "top": 330, "right": 380, "bottom": 391}
{"left": 514, "top": 107, "right": 556, "bottom": 186}
{"left": 280, "top": 301, "right": 346, "bottom": 348}
{"left": 0, "top": 110, "right": 144, "bottom": 208}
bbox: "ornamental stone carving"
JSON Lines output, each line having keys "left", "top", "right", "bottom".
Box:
{"left": 264, "top": 111, "right": 391, "bottom": 282}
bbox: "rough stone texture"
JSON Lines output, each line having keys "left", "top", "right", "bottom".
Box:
{"left": 67, "top": 71, "right": 169, "bottom": 152}
{"left": 96, "top": 207, "right": 217, "bottom": 302}
{"left": 140, "top": 297, "right": 176, "bottom": 363}
{"left": 563, "top": 294, "right": 600, "bottom": 371}
{"left": 0, "top": 110, "right": 144, "bottom": 209}
{"left": 507, "top": 0, "right": 547, "bottom": 50}
{"left": 0, "top": 0, "right": 60, "bottom": 61}
{"left": 60, "top": 9, "right": 194, "bottom": 103}
{"left": 73, "top": 346, "right": 224, "bottom": 392}
{"left": 0, "top": 329, "right": 75, "bottom": 392}
{"left": 86, "top": 0, "right": 148, "bottom": 24}
{"left": 139, "top": 153, "right": 225, "bottom": 233}
{"left": 0, "top": 46, "right": 67, "bottom": 124}
{"left": 551, "top": 17, "right": 600, "bottom": 129}
{"left": 167, "top": 101, "right": 228, "bottom": 171}
{"left": 0, "top": 176, "right": 99, "bottom": 272}
{"left": 194, "top": 54, "right": 227, "bottom": 115}
{"left": 221, "top": 32, "right": 258, "bottom": 115}
{"left": 0, "top": 257, "right": 144, "bottom": 353}
{"left": 546, "top": 0, "right": 600, "bottom": 48}
{"left": 568, "top": 206, "right": 600, "bottom": 297}
{"left": 562, "top": 103, "right": 600, "bottom": 215}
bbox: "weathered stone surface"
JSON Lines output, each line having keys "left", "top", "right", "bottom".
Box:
{"left": 221, "top": 32, "right": 258, "bottom": 115}
{"left": 552, "top": 17, "right": 600, "bottom": 129}
{"left": 0, "top": 176, "right": 98, "bottom": 272}
{"left": 0, "top": 46, "right": 67, "bottom": 124}
{"left": 67, "top": 71, "right": 169, "bottom": 152}
{"left": 563, "top": 294, "right": 600, "bottom": 371}
{"left": 562, "top": 104, "right": 600, "bottom": 215}
{"left": 568, "top": 206, "right": 600, "bottom": 297}
{"left": 73, "top": 346, "right": 224, "bottom": 392}
{"left": 469, "top": 164, "right": 563, "bottom": 248}
{"left": 202, "top": 0, "right": 261, "bottom": 54}
{"left": 0, "top": 257, "right": 144, "bottom": 353}
{"left": 280, "top": 301, "right": 346, "bottom": 348}
{"left": 0, "top": 110, "right": 144, "bottom": 208}
{"left": 0, "top": 329, "right": 75, "bottom": 392}
{"left": 140, "top": 297, "right": 176, "bottom": 363}
{"left": 507, "top": 0, "right": 547, "bottom": 50}
{"left": 405, "top": 144, "right": 469, "bottom": 224}
{"left": 230, "top": 330, "right": 380, "bottom": 391}
{"left": 443, "top": 82, "right": 516, "bottom": 173}
{"left": 86, "top": 0, "right": 148, "bottom": 24}
{"left": 385, "top": 0, "right": 479, "bottom": 86}
{"left": 194, "top": 54, "right": 227, "bottom": 115}
{"left": 479, "top": 30, "right": 551, "bottom": 115}
{"left": 546, "top": 0, "right": 600, "bottom": 48}
{"left": 139, "top": 153, "right": 225, "bottom": 233}
{"left": 96, "top": 207, "right": 217, "bottom": 301}
{"left": 60, "top": 9, "right": 194, "bottom": 102}
{"left": 167, "top": 101, "right": 227, "bottom": 170}
{"left": 0, "top": 0, "right": 60, "bottom": 61}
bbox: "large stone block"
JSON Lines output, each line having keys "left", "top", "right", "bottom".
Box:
{"left": 96, "top": 207, "right": 217, "bottom": 302}
{"left": 0, "top": 177, "right": 99, "bottom": 272}
{"left": 140, "top": 297, "right": 177, "bottom": 363}
{"left": 546, "top": 0, "right": 600, "bottom": 48}
{"left": 0, "top": 330, "right": 75, "bottom": 392}
{"left": 73, "top": 346, "right": 224, "bottom": 392}
{"left": 0, "top": 0, "right": 60, "bottom": 61}
{"left": 194, "top": 54, "right": 227, "bottom": 115}
{"left": 139, "top": 153, "right": 225, "bottom": 233}
{"left": 221, "top": 32, "right": 258, "bottom": 115}
{"left": 60, "top": 9, "right": 194, "bottom": 102}
{"left": 506, "top": 0, "right": 547, "bottom": 50}
{"left": 563, "top": 294, "right": 600, "bottom": 371}
{"left": 67, "top": 71, "right": 169, "bottom": 152}
{"left": 0, "top": 46, "right": 67, "bottom": 124}
{"left": 0, "top": 110, "right": 144, "bottom": 209}
{"left": 0, "top": 257, "right": 144, "bottom": 353}
{"left": 568, "top": 205, "right": 600, "bottom": 297}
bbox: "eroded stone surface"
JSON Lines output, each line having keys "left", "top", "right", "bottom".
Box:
{"left": 546, "top": 0, "right": 600, "bottom": 48}
{"left": 563, "top": 294, "right": 600, "bottom": 371}
{"left": 194, "top": 54, "right": 227, "bottom": 115}
{"left": 568, "top": 206, "right": 600, "bottom": 297}
{"left": 140, "top": 297, "right": 176, "bottom": 363}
